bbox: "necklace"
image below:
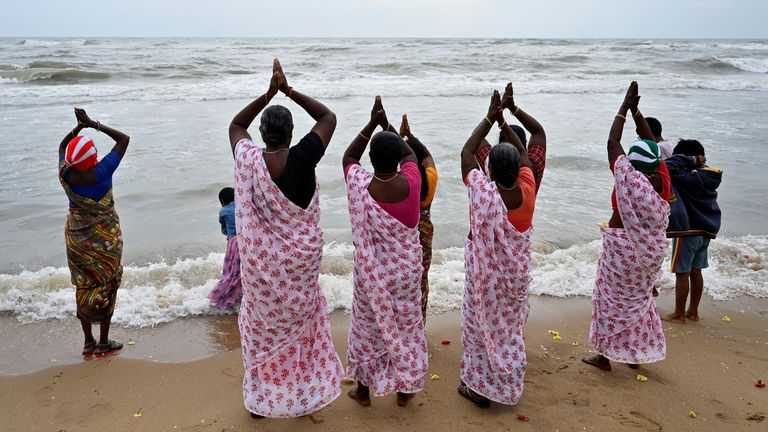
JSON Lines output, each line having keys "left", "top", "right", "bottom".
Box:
{"left": 263, "top": 147, "right": 288, "bottom": 155}
{"left": 496, "top": 181, "right": 519, "bottom": 191}
{"left": 373, "top": 173, "right": 398, "bottom": 182}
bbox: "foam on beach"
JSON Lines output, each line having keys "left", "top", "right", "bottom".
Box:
{"left": 1, "top": 235, "right": 765, "bottom": 327}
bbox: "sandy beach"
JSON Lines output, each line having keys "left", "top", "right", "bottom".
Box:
{"left": 1, "top": 293, "right": 766, "bottom": 432}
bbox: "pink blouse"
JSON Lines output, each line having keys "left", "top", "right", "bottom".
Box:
{"left": 344, "top": 161, "right": 421, "bottom": 228}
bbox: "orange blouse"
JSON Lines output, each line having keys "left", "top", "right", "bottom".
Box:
{"left": 506, "top": 167, "right": 536, "bottom": 232}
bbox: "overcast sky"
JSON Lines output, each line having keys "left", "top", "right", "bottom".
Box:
{"left": 2, "top": 0, "right": 766, "bottom": 38}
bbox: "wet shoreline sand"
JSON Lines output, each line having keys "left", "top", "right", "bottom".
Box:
{"left": 1, "top": 294, "right": 766, "bottom": 431}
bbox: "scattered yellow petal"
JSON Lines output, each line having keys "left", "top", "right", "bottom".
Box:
{"left": 134, "top": 410, "right": 143, "bottom": 418}
{"left": 430, "top": 374, "right": 440, "bottom": 381}
{"left": 636, "top": 374, "right": 648, "bottom": 382}
{"left": 572, "top": 342, "right": 579, "bottom": 346}
{"left": 688, "top": 410, "right": 697, "bottom": 419}
{"left": 722, "top": 315, "right": 731, "bottom": 322}
{"left": 553, "top": 335, "right": 562, "bottom": 341}
{"left": 127, "top": 340, "right": 136, "bottom": 346}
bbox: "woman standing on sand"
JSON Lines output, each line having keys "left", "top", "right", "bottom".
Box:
{"left": 58, "top": 108, "right": 130, "bottom": 357}
{"left": 399, "top": 114, "right": 438, "bottom": 322}
{"left": 582, "top": 81, "right": 669, "bottom": 372}
{"left": 458, "top": 85, "right": 536, "bottom": 408}
{"left": 229, "top": 59, "right": 343, "bottom": 418}
{"left": 343, "top": 96, "right": 428, "bottom": 408}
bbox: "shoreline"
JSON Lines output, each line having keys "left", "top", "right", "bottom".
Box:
{"left": 1, "top": 294, "right": 766, "bottom": 431}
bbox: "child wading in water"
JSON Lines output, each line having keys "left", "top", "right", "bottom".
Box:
{"left": 208, "top": 187, "right": 243, "bottom": 311}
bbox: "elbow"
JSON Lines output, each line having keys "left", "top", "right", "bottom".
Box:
{"left": 327, "top": 112, "right": 338, "bottom": 128}
{"left": 120, "top": 136, "right": 130, "bottom": 147}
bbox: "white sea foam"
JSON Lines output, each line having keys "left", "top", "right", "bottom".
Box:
{"left": 1, "top": 236, "right": 765, "bottom": 327}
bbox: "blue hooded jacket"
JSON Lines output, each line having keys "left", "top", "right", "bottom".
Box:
{"left": 665, "top": 155, "right": 722, "bottom": 239}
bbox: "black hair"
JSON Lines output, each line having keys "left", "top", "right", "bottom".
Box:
{"left": 406, "top": 137, "right": 429, "bottom": 201}
{"left": 219, "top": 187, "right": 235, "bottom": 205}
{"left": 673, "top": 139, "right": 705, "bottom": 157}
{"left": 499, "top": 125, "right": 527, "bottom": 147}
{"left": 369, "top": 131, "right": 402, "bottom": 173}
{"left": 645, "top": 117, "right": 663, "bottom": 138}
{"left": 489, "top": 143, "right": 521, "bottom": 187}
{"left": 259, "top": 105, "right": 293, "bottom": 147}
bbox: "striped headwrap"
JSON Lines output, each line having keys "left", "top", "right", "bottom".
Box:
{"left": 627, "top": 139, "right": 661, "bottom": 174}
{"left": 65, "top": 135, "right": 98, "bottom": 171}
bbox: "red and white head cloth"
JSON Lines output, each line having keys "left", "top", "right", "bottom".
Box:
{"left": 65, "top": 136, "right": 98, "bottom": 171}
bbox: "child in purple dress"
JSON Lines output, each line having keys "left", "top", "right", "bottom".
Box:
{"left": 208, "top": 187, "right": 243, "bottom": 311}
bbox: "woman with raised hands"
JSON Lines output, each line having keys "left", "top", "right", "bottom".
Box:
{"left": 582, "top": 81, "right": 670, "bottom": 372}
{"left": 342, "top": 96, "right": 428, "bottom": 408}
{"left": 457, "top": 86, "right": 536, "bottom": 408}
{"left": 228, "top": 58, "right": 343, "bottom": 419}
{"left": 58, "top": 107, "right": 129, "bottom": 358}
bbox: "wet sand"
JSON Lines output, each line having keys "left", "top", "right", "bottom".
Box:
{"left": 0, "top": 294, "right": 766, "bottom": 431}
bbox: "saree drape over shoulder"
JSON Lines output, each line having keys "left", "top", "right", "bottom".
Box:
{"left": 344, "top": 164, "right": 428, "bottom": 396}
{"left": 590, "top": 156, "right": 670, "bottom": 364}
{"left": 235, "top": 140, "right": 343, "bottom": 418}
{"left": 59, "top": 162, "right": 123, "bottom": 323}
{"left": 461, "top": 169, "right": 532, "bottom": 405}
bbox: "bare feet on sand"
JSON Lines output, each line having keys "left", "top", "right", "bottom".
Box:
{"left": 661, "top": 313, "right": 686, "bottom": 324}
{"left": 628, "top": 363, "right": 640, "bottom": 369}
{"left": 348, "top": 384, "right": 371, "bottom": 407}
{"left": 582, "top": 354, "right": 612, "bottom": 371}
{"left": 685, "top": 312, "right": 700, "bottom": 321}
{"left": 396, "top": 392, "right": 414, "bottom": 407}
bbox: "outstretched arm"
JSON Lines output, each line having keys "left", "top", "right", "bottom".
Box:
{"left": 75, "top": 108, "right": 130, "bottom": 157}
{"left": 343, "top": 96, "right": 384, "bottom": 169}
{"left": 608, "top": 81, "right": 640, "bottom": 166}
{"left": 400, "top": 114, "right": 434, "bottom": 169}
{"left": 461, "top": 90, "right": 500, "bottom": 180}
{"left": 499, "top": 83, "right": 532, "bottom": 169}
{"left": 58, "top": 116, "right": 85, "bottom": 158}
{"left": 502, "top": 82, "right": 546, "bottom": 151}
{"left": 628, "top": 88, "right": 654, "bottom": 142}
{"left": 229, "top": 62, "right": 279, "bottom": 154}
{"left": 274, "top": 59, "right": 336, "bottom": 148}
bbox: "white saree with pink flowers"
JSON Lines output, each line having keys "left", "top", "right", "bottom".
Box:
{"left": 234, "top": 139, "right": 343, "bottom": 418}
{"left": 589, "top": 156, "right": 670, "bottom": 364}
{"left": 460, "top": 168, "right": 532, "bottom": 405}
{"left": 344, "top": 164, "right": 428, "bottom": 396}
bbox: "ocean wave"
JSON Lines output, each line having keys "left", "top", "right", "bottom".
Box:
{"left": 716, "top": 57, "right": 768, "bottom": 74}
{"left": 0, "top": 67, "right": 110, "bottom": 84}
{"left": 0, "top": 236, "right": 765, "bottom": 327}
{"left": 681, "top": 56, "right": 768, "bottom": 74}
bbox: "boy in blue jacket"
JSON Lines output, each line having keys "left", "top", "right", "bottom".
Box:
{"left": 662, "top": 140, "right": 722, "bottom": 323}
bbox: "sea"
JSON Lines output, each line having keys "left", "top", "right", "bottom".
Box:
{"left": 1, "top": 38, "right": 766, "bottom": 327}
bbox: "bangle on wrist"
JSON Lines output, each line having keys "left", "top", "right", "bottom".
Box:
{"left": 95, "top": 121, "right": 101, "bottom": 132}
{"left": 286, "top": 87, "right": 294, "bottom": 98}
{"left": 359, "top": 131, "right": 370, "bottom": 141}
{"left": 499, "top": 120, "right": 508, "bottom": 129}
{"left": 512, "top": 106, "right": 520, "bottom": 115}
{"left": 483, "top": 116, "right": 492, "bottom": 126}
{"left": 615, "top": 113, "right": 626, "bottom": 121}
{"left": 633, "top": 110, "right": 642, "bottom": 118}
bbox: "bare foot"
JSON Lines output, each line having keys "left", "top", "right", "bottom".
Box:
{"left": 685, "top": 312, "right": 700, "bottom": 321}
{"left": 347, "top": 384, "right": 371, "bottom": 407}
{"left": 582, "top": 354, "right": 611, "bottom": 371}
{"left": 627, "top": 363, "right": 640, "bottom": 369}
{"left": 250, "top": 412, "right": 264, "bottom": 419}
{"left": 396, "top": 392, "right": 414, "bottom": 407}
{"left": 661, "top": 313, "right": 686, "bottom": 324}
